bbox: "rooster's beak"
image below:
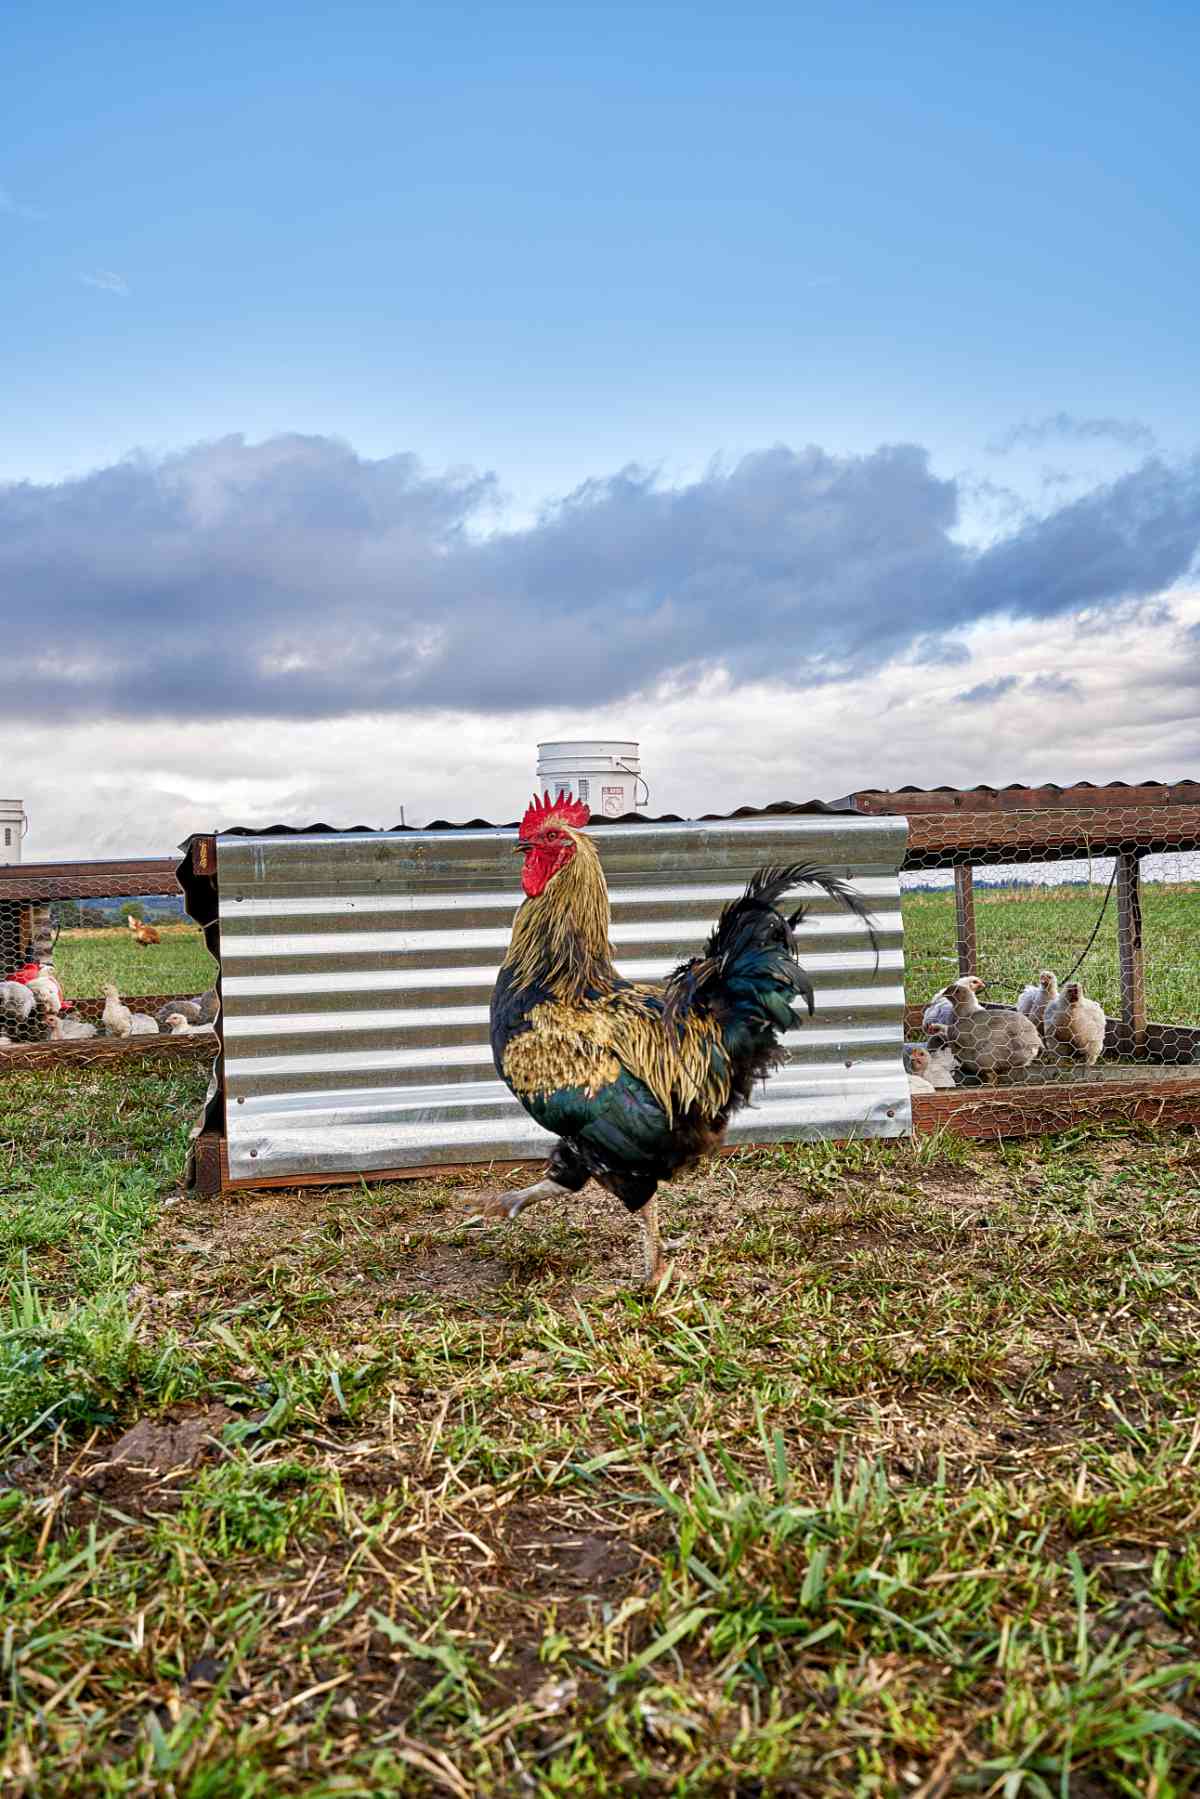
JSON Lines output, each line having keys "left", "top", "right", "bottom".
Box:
{"left": 513, "top": 841, "right": 530, "bottom": 854}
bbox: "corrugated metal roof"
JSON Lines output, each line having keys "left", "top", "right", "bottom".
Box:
{"left": 841, "top": 779, "right": 1200, "bottom": 798}
{"left": 213, "top": 798, "right": 859, "bottom": 837}
{"left": 215, "top": 814, "right": 910, "bottom": 1182}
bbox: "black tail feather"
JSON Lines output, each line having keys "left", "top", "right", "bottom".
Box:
{"left": 744, "top": 862, "right": 880, "bottom": 965}
{"left": 663, "top": 861, "right": 878, "bottom": 1037}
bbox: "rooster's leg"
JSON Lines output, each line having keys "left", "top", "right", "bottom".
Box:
{"left": 636, "top": 1197, "right": 670, "bottom": 1288}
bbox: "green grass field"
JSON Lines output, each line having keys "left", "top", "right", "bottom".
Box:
{"left": 3, "top": 1063, "right": 1200, "bottom": 1793}
{"left": 52, "top": 924, "right": 216, "bottom": 1001}
{"left": 903, "top": 881, "right": 1200, "bottom": 1025}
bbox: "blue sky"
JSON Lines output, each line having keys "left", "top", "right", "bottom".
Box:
{"left": 3, "top": 0, "right": 1199, "bottom": 850}
{"left": 5, "top": 0, "right": 1198, "bottom": 497}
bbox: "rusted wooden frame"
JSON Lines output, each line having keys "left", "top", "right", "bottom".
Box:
{"left": 0, "top": 1034, "right": 215, "bottom": 1076}
{"left": 854, "top": 782, "right": 1200, "bottom": 816}
{"left": 911, "top": 1076, "right": 1200, "bottom": 1139}
{"left": 901, "top": 805, "right": 1200, "bottom": 869}
{"left": 1116, "top": 850, "right": 1148, "bottom": 1051}
{"left": 0, "top": 857, "right": 180, "bottom": 904}
{"left": 953, "top": 866, "right": 977, "bottom": 977}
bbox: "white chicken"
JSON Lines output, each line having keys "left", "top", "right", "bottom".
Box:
{"left": 1043, "top": 980, "right": 1106, "bottom": 1065}
{"left": 923, "top": 975, "right": 986, "bottom": 1032}
{"left": 920, "top": 1038, "right": 957, "bottom": 1089}
{"left": 1017, "top": 970, "right": 1058, "bottom": 1032}
{"left": 26, "top": 966, "right": 63, "bottom": 1016}
{"left": 162, "top": 1012, "right": 216, "bottom": 1036}
{"left": 101, "top": 983, "right": 133, "bottom": 1038}
{"left": 48, "top": 1015, "right": 98, "bottom": 1041}
{"left": 155, "top": 989, "right": 218, "bottom": 1032}
{"left": 905, "top": 1045, "right": 937, "bottom": 1094}
{"left": 0, "top": 981, "right": 38, "bottom": 1030}
{"left": 940, "top": 977, "right": 1042, "bottom": 1079}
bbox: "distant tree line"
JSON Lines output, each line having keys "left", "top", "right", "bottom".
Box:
{"left": 52, "top": 897, "right": 186, "bottom": 929}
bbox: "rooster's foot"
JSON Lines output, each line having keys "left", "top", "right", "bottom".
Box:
{"left": 462, "top": 1178, "right": 568, "bottom": 1226}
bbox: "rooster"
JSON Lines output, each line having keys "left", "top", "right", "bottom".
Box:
{"left": 486, "top": 791, "right": 877, "bottom": 1287}
{"left": 127, "top": 915, "right": 161, "bottom": 946}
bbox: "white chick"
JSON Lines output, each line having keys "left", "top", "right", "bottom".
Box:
{"left": 54, "top": 1015, "right": 98, "bottom": 1040}
{"left": 905, "top": 1045, "right": 937, "bottom": 1094}
{"left": 1017, "top": 970, "right": 1058, "bottom": 1032}
{"left": 102, "top": 983, "right": 133, "bottom": 1039}
{"left": 1043, "top": 980, "right": 1106, "bottom": 1065}
{"left": 922, "top": 1039, "right": 957, "bottom": 1089}
{"left": 163, "top": 1012, "right": 215, "bottom": 1036}
{"left": 0, "top": 981, "right": 37, "bottom": 1027}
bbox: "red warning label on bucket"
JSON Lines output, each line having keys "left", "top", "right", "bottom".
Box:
{"left": 602, "top": 786, "right": 625, "bottom": 816}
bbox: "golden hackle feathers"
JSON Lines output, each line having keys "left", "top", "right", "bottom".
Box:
{"left": 503, "top": 827, "right": 613, "bottom": 1001}
{"left": 502, "top": 993, "right": 730, "bottom": 1124}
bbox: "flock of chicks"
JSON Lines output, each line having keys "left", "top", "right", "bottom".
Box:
{"left": 0, "top": 961, "right": 218, "bottom": 1048}
{"left": 905, "top": 968, "right": 1107, "bottom": 1093}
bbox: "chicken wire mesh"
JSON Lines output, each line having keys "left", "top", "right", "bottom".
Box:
{"left": 898, "top": 802, "right": 1200, "bottom": 1092}
{"left": 0, "top": 875, "right": 218, "bottom": 1049}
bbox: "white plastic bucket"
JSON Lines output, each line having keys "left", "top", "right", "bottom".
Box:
{"left": 535, "top": 741, "right": 648, "bottom": 818}
{"left": 0, "top": 799, "right": 26, "bottom": 865}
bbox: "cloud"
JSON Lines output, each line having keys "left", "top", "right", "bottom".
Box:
{"left": 0, "top": 433, "right": 1198, "bottom": 728}
{"left": 1029, "top": 672, "right": 1080, "bottom": 698}
{"left": 956, "top": 675, "right": 1020, "bottom": 705}
{"left": 987, "top": 413, "right": 1157, "bottom": 455}
{"left": 0, "top": 183, "right": 45, "bottom": 222}
{"left": 79, "top": 270, "right": 130, "bottom": 296}
{"left": 10, "top": 589, "right": 1199, "bottom": 858}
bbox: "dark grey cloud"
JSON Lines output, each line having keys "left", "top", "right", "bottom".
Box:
{"left": 956, "top": 676, "right": 1021, "bottom": 705}
{"left": 1, "top": 433, "right": 1197, "bottom": 723}
{"left": 987, "top": 413, "right": 1157, "bottom": 455}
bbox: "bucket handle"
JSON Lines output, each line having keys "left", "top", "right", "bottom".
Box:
{"left": 615, "top": 762, "right": 649, "bottom": 813}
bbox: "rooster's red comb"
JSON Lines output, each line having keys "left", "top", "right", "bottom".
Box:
{"left": 520, "top": 789, "right": 591, "bottom": 837}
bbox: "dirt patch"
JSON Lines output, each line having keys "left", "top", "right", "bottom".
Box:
{"left": 503, "top": 1522, "right": 643, "bottom": 1599}
{"left": 67, "top": 1403, "right": 239, "bottom": 1519}
{"left": 103, "top": 1405, "right": 238, "bottom": 1476}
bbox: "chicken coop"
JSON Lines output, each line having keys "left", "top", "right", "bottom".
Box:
{"left": 0, "top": 853, "right": 219, "bottom": 1068}
{"left": 179, "top": 808, "right": 909, "bottom": 1193}
{"left": 847, "top": 780, "right": 1200, "bottom": 1136}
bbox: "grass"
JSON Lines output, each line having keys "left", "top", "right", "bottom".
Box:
{"left": 2, "top": 1062, "right": 1200, "bottom": 1792}
{"left": 903, "top": 881, "right": 1200, "bottom": 1025}
{"left": 51, "top": 924, "right": 216, "bottom": 1002}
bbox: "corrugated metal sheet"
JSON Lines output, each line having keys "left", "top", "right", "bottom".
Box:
{"left": 217, "top": 815, "right": 910, "bottom": 1182}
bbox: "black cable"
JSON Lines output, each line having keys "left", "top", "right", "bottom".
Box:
{"left": 1060, "top": 858, "right": 1120, "bottom": 986}
{"left": 970, "top": 857, "right": 1119, "bottom": 998}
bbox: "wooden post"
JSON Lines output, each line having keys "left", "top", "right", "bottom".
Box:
{"left": 1116, "top": 850, "right": 1147, "bottom": 1052}
{"left": 954, "top": 864, "right": 977, "bottom": 976}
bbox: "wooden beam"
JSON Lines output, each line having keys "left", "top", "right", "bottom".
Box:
{"left": 853, "top": 782, "right": 1200, "bottom": 815}
{"left": 912, "top": 1074, "right": 1200, "bottom": 1139}
{"left": 0, "top": 1034, "right": 215, "bottom": 1076}
{"left": 903, "top": 803, "right": 1200, "bottom": 869}
{"left": 1116, "top": 851, "right": 1147, "bottom": 1050}
{"left": 0, "top": 858, "right": 180, "bottom": 903}
{"left": 953, "top": 865, "right": 977, "bottom": 976}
